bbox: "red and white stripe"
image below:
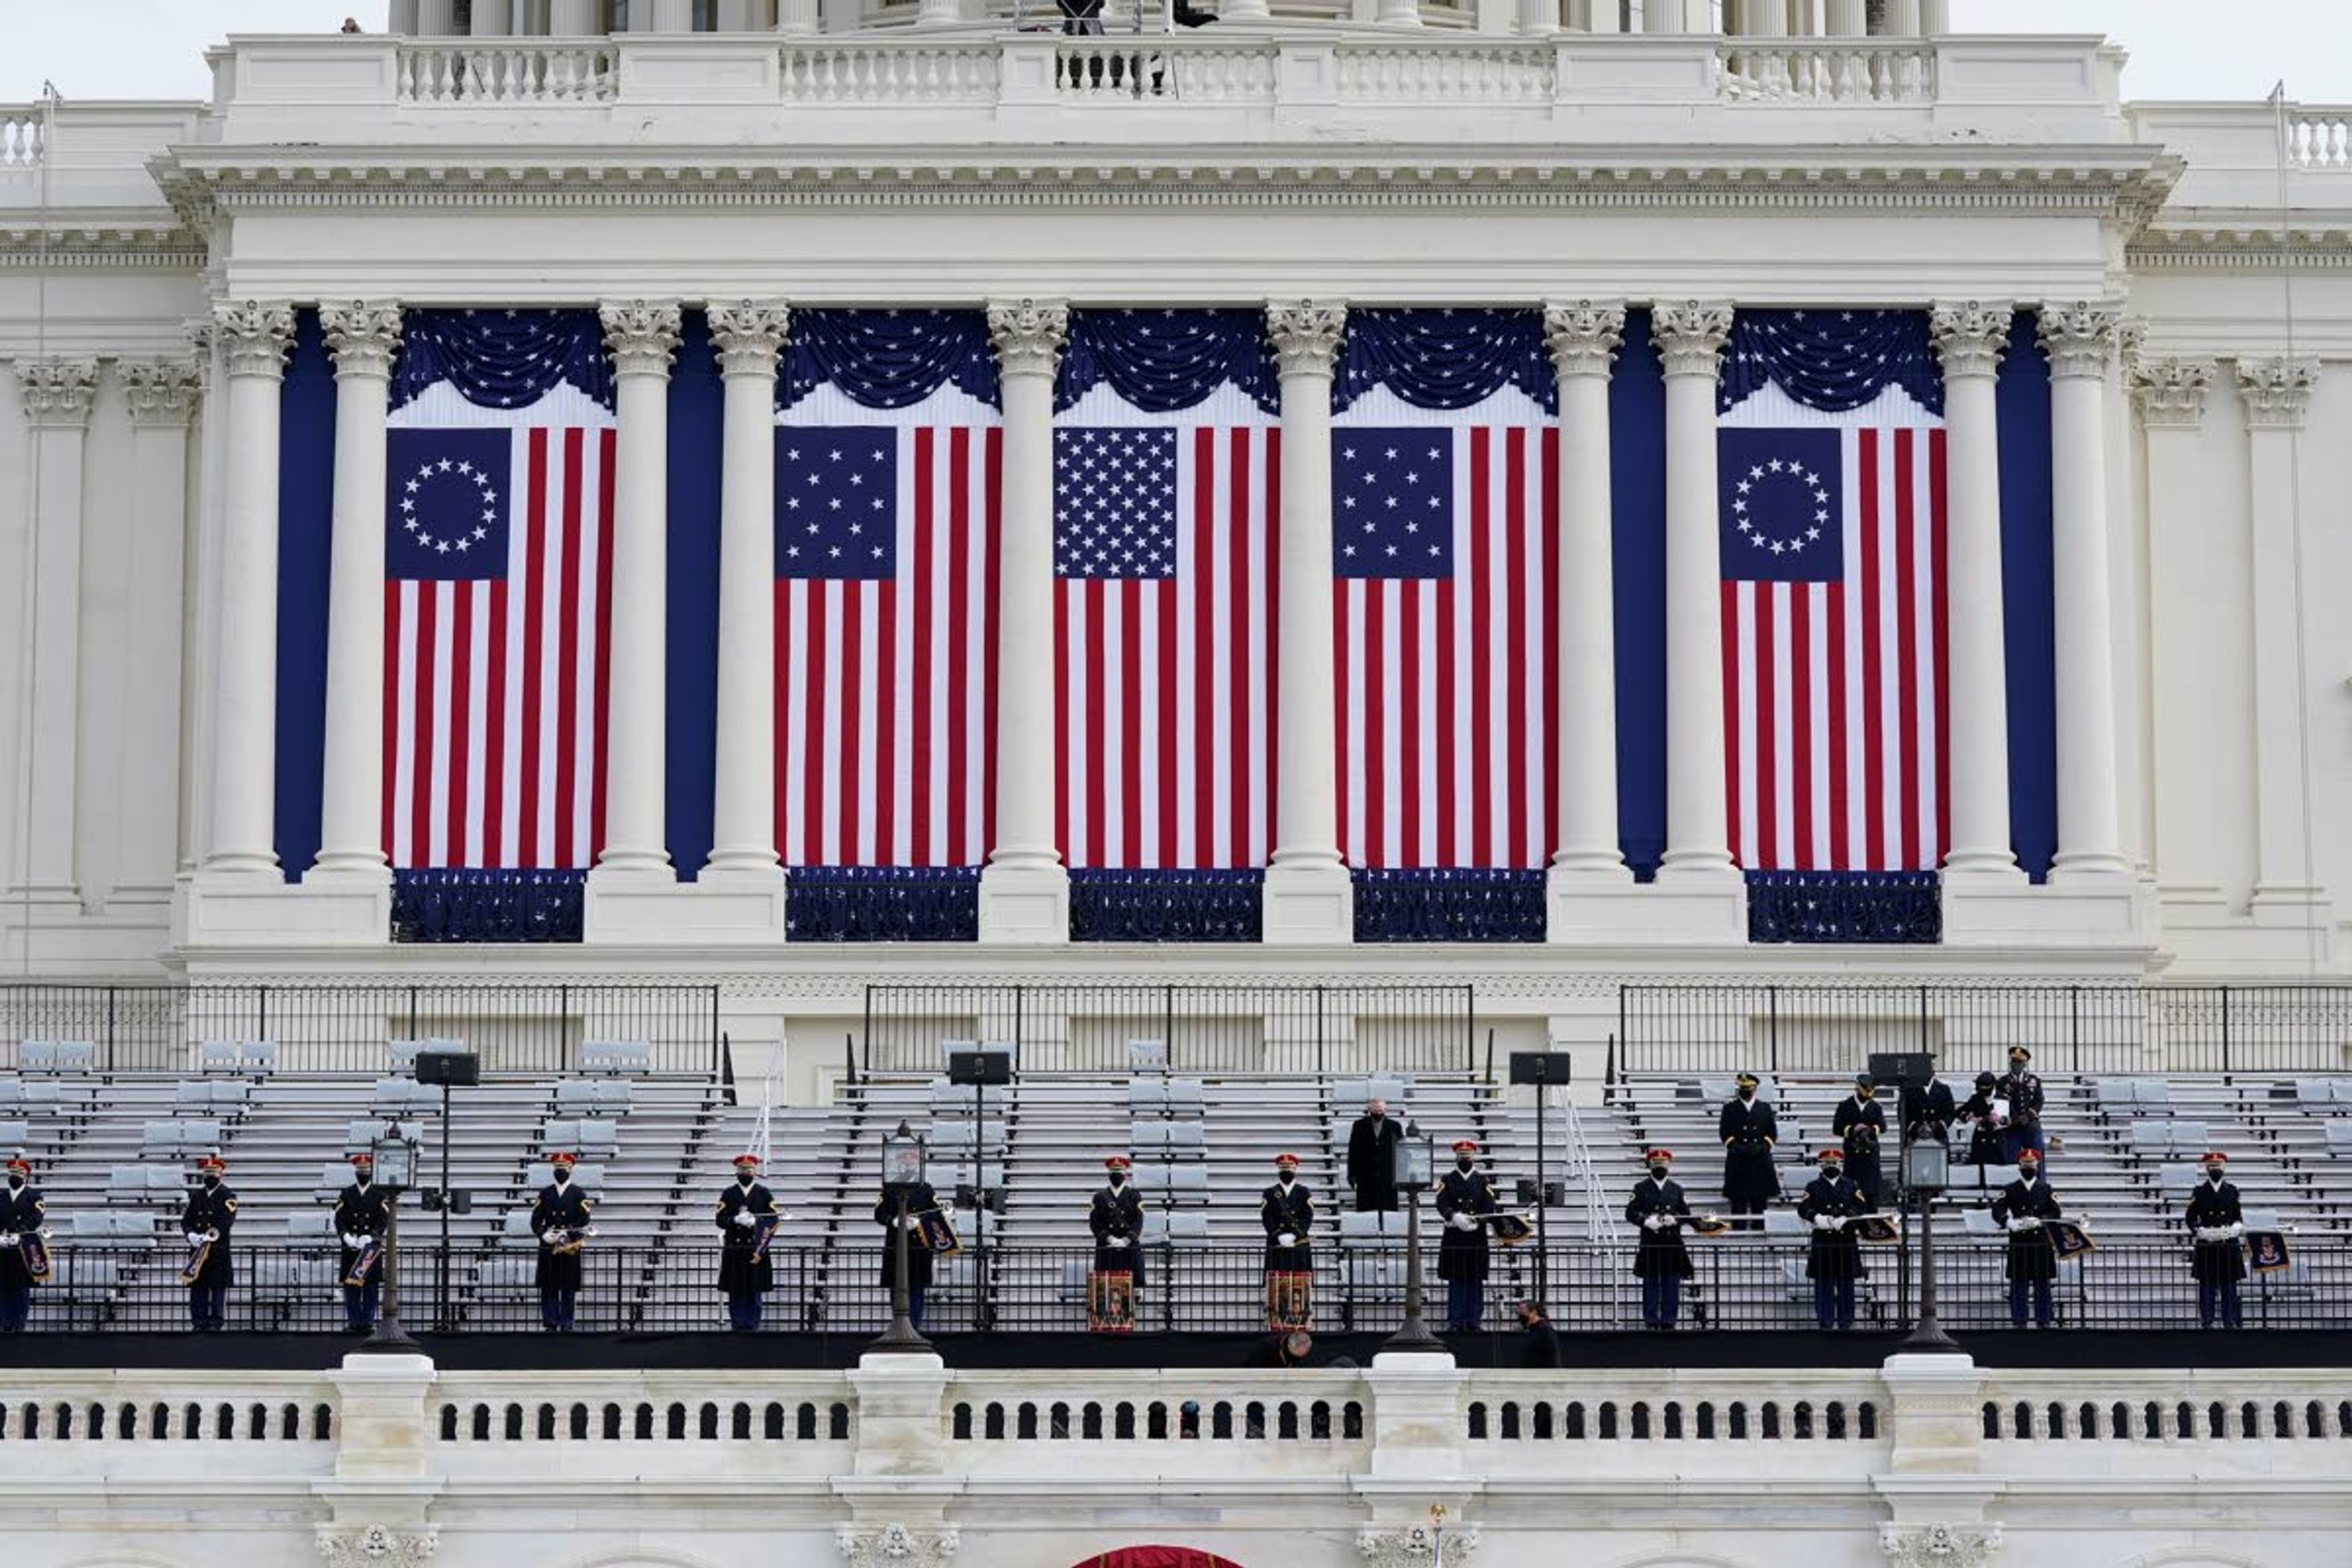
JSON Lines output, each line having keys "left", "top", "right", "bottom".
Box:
{"left": 383, "top": 424, "right": 615, "bottom": 869}
{"left": 1334, "top": 424, "right": 1560, "bottom": 869}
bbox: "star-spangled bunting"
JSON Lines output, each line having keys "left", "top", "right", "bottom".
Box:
{"left": 1720, "top": 431, "right": 1842, "bottom": 582}
{"left": 1054, "top": 428, "right": 1178, "bottom": 580}
{"left": 778, "top": 429, "right": 895, "bottom": 580}
{"left": 1334, "top": 433, "right": 1452, "bottom": 578}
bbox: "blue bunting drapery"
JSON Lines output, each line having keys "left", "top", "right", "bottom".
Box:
{"left": 389, "top": 869, "right": 586, "bottom": 943}
{"left": 391, "top": 308, "right": 614, "bottom": 413}
{"left": 1069, "top": 869, "right": 1265, "bottom": 943}
{"left": 1744, "top": 870, "right": 1941, "bottom": 944}
{"left": 783, "top": 865, "right": 980, "bottom": 942}
{"left": 1352, "top": 869, "right": 1548, "bottom": 943}
{"left": 1332, "top": 307, "right": 1554, "bottom": 415}
{"left": 1055, "top": 309, "right": 1279, "bottom": 415}
{"left": 778, "top": 309, "right": 999, "bottom": 412}
{"left": 1719, "top": 308, "right": 1942, "bottom": 416}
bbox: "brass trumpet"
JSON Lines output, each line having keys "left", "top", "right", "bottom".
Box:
{"left": 548, "top": 1225, "right": 597, "bottom": 1257}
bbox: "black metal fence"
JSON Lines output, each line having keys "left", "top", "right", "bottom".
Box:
{"left": 862, "top": 984, "right": 1477, "bottom": 1077}
{"left": 1618, "top": 982, "right": 2352, "bottom": 1078}
{"left": 21, "top": 1240, "right": 2346, "bottom": 1335}
{"left": 0, "top": 982, "right": 723, "bottom": 1076}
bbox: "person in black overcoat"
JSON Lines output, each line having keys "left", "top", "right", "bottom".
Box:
{"left": 531, "top": 1152, "right": 595, "bottom": 1332}
{"left": 0, "top": 1155, "right": 47, "bottom": 1333}
{"left": 1625, "top": 1148, "right": 1695, "bottom": 1330}
{"left": 1956, "top": 1072, "right": 2005, "bottom": 1168}
{"left": 1833, "top": 1074, "right": 1889, "bottom": 1203}
{"left": 181, "top": 1155, "right": 239, "bottom": 1332}
{"left": 1090, "top": 1156, "right": 1147, "bottom": 1292}
{"left": 875, "top": 1174, "right": 942, "bottom": 1329}
{"left": 717, "top": 1153, "right": 782, "bottom": 1332}
{"left": 332, "top": 1152, "right": 391, "bottom": 1333}
{"left": 1434, "top": 1139, "right": 1499, "bottom": 1332}
{"left": 2185, "top": 1149, "right": 2247, "bottom": 1329}
{"left": 1718, "top": 1072, "right": 1779, "bottom": 1228}
{"left": 1346, "top": 1098, "right": 1403, "bottom": 1213}
{"left": 1796, "top": 1148, "right": 1873, "bottom": 1330}
{"left": 1991, "top": 1148, "right": 2062, "bottom": 1327}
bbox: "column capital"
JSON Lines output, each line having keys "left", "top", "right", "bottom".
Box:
{"left": 2034, "top": 301, "right": 2123, "bottom": 380}
{"left": 986, "top": 298, "right": 1069, "bottom": 379}
{"left": 707, "top": 300, "right": 793, "bottom": 377}
{"left": 2234, "top": 355, "right": 2319, "bottom": 431}
{"left": 599, "top": 300, "right": 684, "bottom": 377}
{"left": 320, "top": 301, "right": 404, "bottom": 380}
{"left": 1264, "top": 300, "right": 1348, "bottom": 379}
{"left": 13, "top": 356, "right": 99, "bottom": 429}
{"left": 213, "top": 300, "right": 298, "bottom": 380}
{"left": 2116, "top": 315, "right": 2150, "bottom": 378}
{"left": 2129, "top": 356, "right": 2215, "bottom": 430}
{"left": 1541, "top": 300, "right": 1626, "bottom": 379}
{"left": 1927, "top": 301, "right": 2013, "bottom": 380}
{"left": 123, "top": 358, "right": 205, "bottom": 428}
{"left": 1650, "top": 301, "right": 1734, "bottom": 379}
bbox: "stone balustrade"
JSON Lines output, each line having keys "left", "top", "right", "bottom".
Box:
{"left": 0, "top": 108, "right": 45, "bottom": 168}
{"left": 2291, "top": 107, "right": 2352, "bottom": 168}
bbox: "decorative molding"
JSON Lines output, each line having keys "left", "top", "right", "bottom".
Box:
{"left": 212, "top": 300, "right": 297, "bottom": 380}
{"left": 321, "top": 301, "right": 405, "bottom": 380}
{"left": 12, "top": 356, "right": 100, "bottom": 428}
{"left": 1357, "top": 1523, "right": 1482, "bottom": 1566}
{"left": 2116, "top": 315, "right": 2149, "bottom": 377}
{"left": 835, "top": 1523, "right": 960, "bottom": 1567}
{"left": 1265, "top": 300, "right": 1349, "bottom": 379}
{"left": 1879, "top": 1523, "right": 2003, "bottom": 1568}
{"left": 2034, "top": 301, "right": 2122, "bottom": 380}
{"left": 984, "top": 298, "right": 1068, "bottom": 379}
{"left": 2128, "top": 357, "right": 2215, "bottom": 429}
{"left": 1651, "top": 301, "right": 1734, "bottom": 379}
{"left": 316, "top": 1523, "right": 440, "bottom": 1567}
{"left": 1926, "top": 301, "right": 2013, "bottom": 381}
{"left": 2234, "top": 355, "right": 2319, "bottom": 431}
{"left": 707, "top": 300, "right": 792, "bottom": 377}
{"left": 598, "top": 300, "right": 684, "bottom": 377}
{"left": 122, "top": 358, "right": 205, "bottom": 427}
{"left": 1540, "top": 300, "right": 1626, "bottom": 379}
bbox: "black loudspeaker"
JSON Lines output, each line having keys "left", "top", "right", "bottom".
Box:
{"left": 948, "top": 1049, "right": 1012, "bottom": 1087}
{"left": 1868, "top": 1051, "right": 1934, "bottom": 1090}
{"left": 1509, "top": 1051, "right": 1574, "bottom": 1087}
{"left": 414, "top": 1050, "right": 480, "bottom": 1087}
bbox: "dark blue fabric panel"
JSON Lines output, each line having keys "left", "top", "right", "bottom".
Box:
{"left": 778, "top": 309, "right": 998, "bottom": 412}
{"left": 1996, "top": 311, "right": 2059, "bottom": 882}
{"left": 1351, "top": 869, "right": 1547, "bottom": 943}
{"left": 1721, "top": 308, "right": 1942, "bottom": 416}
{"left": 276, "top": 309, "right": 336, "bottom": 881}
{"left": 1746, "top": 870, "right": 1942, "bottom": 944}
{"left": 665, "top": 310, "right": 723, "bottom": 881}
{"left": 1332, "top": 308, "right": 1554, "bottom": 415}
{"left": 391, "top": 308, "right": 613, "bottom": 414}
{"left": 391, "top": 869, "right": 585, "bottom": 943}
{"left": 1057, "top": 309, "right": 1278, "bottom": 415}
{"left": 1611, "top": 309, "right": 1668, "bottom": 882}
{"left": 1069, "top": 869, "right": 1264, "bottom": 943}
{"left": 785, "top": 866, "right": 980, "bottom": 942}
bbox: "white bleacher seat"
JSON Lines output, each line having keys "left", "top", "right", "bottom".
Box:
{"left": 1338, "top": 1210, "right": 1394, "bottom": 1245}
{"left": 389, "top": 1041, "right": 424, "bottom": 1071}
{"left": 2294, "top": 1079, "right": 2344, "bottom": 1112}
{"left": 0, "top": 1119, "right": 27, "bottom": 1156}
{"left": 107, "top": 1164, "right": 167, "bottom": 1202}
{"left": 554, "top": 1079, "right": 601, "bottom": 1115}
{"left": 1163, "top": 1078, "right": 1205, "bottom": 1115}
{"left": 1959, "top": 1207, "right": 2002, "bottom": 1240}
{"left": 0, "top": 1081, "right": 19, "bottom": 1110}
{"left": 1142, "top": 1164, "right": 1211, "bottom": 1201}
{"left": 2322, "top": 1120, "right": 2352, "bottom": 1155}
{"left": 75, "top": 1210, "right": 155, "bottom": 1245}
{"left": 524, "top": 1160, "right": 605, "bottom": 1194}
{"left": 1129, "top": 1077, "right": 1167, "bottom": 1112}
{"left": 2128, "top": 1120, "right": 2176, "bottom": 1158}
{"left": 1137, "top": 1210, "right": 1211, "bottom": 1246}
{"left": 2170, "top": 1120, "right": 2213, "bottom": 1155}
{"left": 927, "top": 1077, "right": 971, "bottom": 1112}
{"left": 19, "top": 1040, "right": 96, "bottom": 1073}
{"left": 198, "top": 1041, "right": 243, "bottom": 1074}
{"left": 2158, "top": 1163, "right": 2206, "bottom": 1199}
{"left": 344, "top": 1118, "right": 424, "bottom": 1155}
{"left": 371, "top": 1078, "right": 435, "bottom": 1114}
{"left": 1762, "top": 1209, "right": 1809, "bottom": 1240}
{"left": 576, "top": 1119, "right": 620, "bottom": 1159}
{"left": 314, "top": 1159, "right": 359, "bottom": 1200}
{"left": 241, "top": 1039, "right": 278, "bottom": 1074}
{"left": 2135, "top": 1079, "right": 2173, "bottom": 1112}
{"left": 593, "top": 1078, "right": 633, "bottom": 1114}
{"left": 1127, "top": 1038, "right": 1168, "bottom": 1072}
{"left": 16, "top": 1041, "right": 55, "bottom": 1071}
{"left": 500, "top": 1208, "right": 538, "bottom": 1247}
{"left": 254, "top": 1212, "right": 339, "bottom": 1292}
{"left": 475, "top": 1253, "right": 537, "bottom": 1289}
{"left": 580, "top": 1039, "right": 652, "bottom": 1075}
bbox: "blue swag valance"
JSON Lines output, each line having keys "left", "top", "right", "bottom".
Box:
{"left": 1719, "top": 307, "right": 1943, "bottom": 417}
{"left": 391, "top": 308, "right": 615, "bottom": 413}
{"left": 778, "top": 308, "right": 999, "bottom": 411}
{"left": 1333, "top": 307, "right": 1554, "bottom": 415}
{"left": 1055, "top": 308, "right": 1279, "bottom": 415}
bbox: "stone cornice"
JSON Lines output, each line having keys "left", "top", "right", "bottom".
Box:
{"left": 0, "top": 208, "right": 206, "bottom": 270}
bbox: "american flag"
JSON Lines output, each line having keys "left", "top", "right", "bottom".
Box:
{"left": 1717, "top": 420, "right": 1948, "bottom": 870}
{"left": 774, "top": 417, "right": 999, "bottom": 866}
{"left": 382, "top": 417, "right": 614, "bottom": 869}
{"left": 1332, "top": 424, "right": 1559, "bottom": 869}
{"left": 1054, "top": 423, "right": 1278, "bottom": 869}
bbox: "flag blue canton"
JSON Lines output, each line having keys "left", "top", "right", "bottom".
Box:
{"left": 1719, "top": 427, "right": 1844, "bottom": 584}
{"left": 1054, "top": 427, "right": 1177, "bottom": 581}
{"left": 385, "top": 428, "right": 511, "bottom": 581}
{"left": 1333, "top": 429, "right": 1452, "bottom": 579}
{"left": 777, "top": 428, "right": 895, "bottom": 581}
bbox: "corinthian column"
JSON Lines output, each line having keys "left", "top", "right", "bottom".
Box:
{"left": 978, "top": 299, "right": 1071, "bottom": 944}
{"left": 704, "top": 301, "right": 791, "bottom": 886}
{"left": 1262, "top": 301, "right": 1354, "bottom": 946}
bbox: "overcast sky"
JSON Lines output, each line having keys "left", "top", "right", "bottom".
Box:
{"left": 2, "top": 0, "right": 2343, "bottom": 105}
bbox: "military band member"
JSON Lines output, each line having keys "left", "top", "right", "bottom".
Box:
{"left": 0, "top": 1155, "right": 45, "bottom": 1333}
{"left": 531, "top": 1151, "right": 594, "bottom": 1333}
{"left": 1719, "top": 1072, "right": 1779, "bottom": 1229}
{"left": 716, "top": 1153, "right": 781, "bottom": 1333}
{"left": 182, "top": 1154, "right": 238, "bottom": 1332}
{"left": 1626, "top": 1148, "right": 1695, "bottom": 1330}
{"left": 2185, "top": 1150, "right": 2247, "bottom": 1330}
{"left": 1435, "top": 1139, "right": 1499, "bottom": 1333}
{"left": 1905, "top": 1062, "right": 1958, "bottom": 1144}
{"left": 1796, "top": 1147, "right": 1872, "bottom": 1330}
{"left": 1346, "top": 1097, "right": 1404, "bottom": 1213}
{"left": 1090, "top": 1155, "right": 1147, "bottom": 1291}
{"left": 1833, "top": 1074, "right": 1888, "bottom": 1203}
{"left": 332, "top": 1152, "right": 390, "bottom": 1333}
{"left": 1956, "top": 1072, "right": 2005, "bottom": 1166}
{"left": 1991, "top": 1148, "right": 2062, "bottom": 1327}
{"left": 875, "top": 1167, "right": 941, "bottom": 1330}
{"left": 1261, "top": 1153, "right": 1314, "bottom": 1327}
{"left": 1999, "top": 1046, "right": 2046, "bottom": 1166}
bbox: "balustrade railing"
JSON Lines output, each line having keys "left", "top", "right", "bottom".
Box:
{"left": 2289, "top": 109, "right": 2352, "bottom": 169}
{"left": 1717, "top": 40, "right": 1935, "bottom": 104}
{"left": 780, "top": 42, "right": 1003, "bottom": 103}
{"left": 0, "top": 110, "right": 45, "bottom": 168}
{"left": 396, "top": 41, "right": 620, "bottom": 104}
{"left": 1333, "top": 42, "right": 1554, "bottom": 105}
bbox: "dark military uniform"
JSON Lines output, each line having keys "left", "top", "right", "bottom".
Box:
{"left": 1090, "top": 1180, "right": 1148, "bottom": 1289}
{"left": 331, "top": 1177, "right": 390, "bottom": 1332}
{"left": 530, "top": 1177, "right": 594, "bottom": 1332}
{"left": 181, "top": 1178, "right": 239, "bottom": 1331}
{"left": 0, "top": 1175, "right": 45, "bottom": 1333}
{"left": 1796, "top": 1167, "right": 1872, "bottom": 1329}
{"left": 1346, "top": 1114, "right": 1403, "bottom": 1213}
{"left": 1832, "top": 1093, "right": 1888, "bottom": 1203}
{"left": 2185, "top": 1175, "right": 2246, "bottom": 1329}
{"left": 1999, "top": 1063, "right": 2046, "bottom": 1164}
{"left": 1906, "top": 1079, "right": 1958, "bottom": 1142}
{"left": 1434, "top": 1162, "right": 1499, "bottom": 1331}
{"left": 1956, "top": 1085, "right": 2005, "bottom": 1167}
{"left": 1260, "top": 1177, "right": 1314, "bottom": 1273}
{"left": 1991, "top": 1170, "right": 2062, "bottom": 1326}
{"left": 1625, "top": 1174, "right": 1695, "bottom": 1329}
{"left": 875, "top": 1179, "right": 939, "bottom": 1329}
{"left": 716, "top": 1177, "right": 780, "bottom": 1331}
{"left": 1717, "top": 1094, "right": 1780, "bottom": 1223}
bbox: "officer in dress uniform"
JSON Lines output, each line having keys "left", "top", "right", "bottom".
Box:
{"left": 1956, "top": 1072, "right": 2005, "bottom": 1167}
{"left": 182, "top": 1154, "right": 238, "bottom": 1332}
{"left": 1833, "top": 1074, "right": 1889, "bottom": 1204}
{"left": 716, "top": 1153, "right": 780, "bottom": 1332}
{"left": 531, "top": 1151, "right": 594, "bottom": 1333}
{"left": 2185, "top": 1149, "right": 2247, "bottom": 1330}
{"left": 1090, "top": 1155, "right": 1147, "bottom": 1291}
{"left": 875, "top": 1168, "right": 942, "bottom": 1330}
{"left": 1718, "top": 1072, "right": 1780, "bottom": 1230}
{"left": 1626, "top": 1148, "right": 1696, "bottom": 1330}
{"left": 1346, "top": 1098, "right": 1404, "bottom": 1213}
{"left": 1435, "top": 1139, "right": 1499, "bottom": 1333}
{"left": 1260, "top": 1153, "right": 1315, "bottom": 1320}
{"left": 1905, "top": 1063, "right": 1958, "bottom": 1145}
{"left": 1999, "top": 1046, "right": 2047, "bottom": 1166}
{"left": 0, "top": 1155, "right": 45, "bottom": 1333}
{"left": 332, "top": 1152, "right": 391, "bottom": 1333}
{"left": 1991, "top": 1148, "right": 2062, "bottom": 1327}
{"left": 1796, "top": 1147, "right": 1872, "bottom": 1330}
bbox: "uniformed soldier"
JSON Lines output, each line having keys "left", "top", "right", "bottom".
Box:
{"left": 1832, "top": 1074, "right": 1889, "bottom": 1203}
{"left": 1718, "top": 1072, "right": 1780, "bottom": 1229}
{"left": 1260, "top": 1153, "right": 1315, "bottom": 1326}
{"left": 181, "top": 1154, "right": 238, "bottom": 1332}
{"left": 1905, "top": 1062, "right": 1958, "bottom": 1144}
{"left": 332, "top": 1152, "right": 391, "bottom": 1333}
{"left": 1796, "top": 1147, "right": 1872, "bottom": 1330}
{"left": 874, "top": 1167, "right": 942, "bottom": 1330}
{"left": 530, "top": 1151, "right": 594, "bottom": 1333}
{"left": 1625, "top": 1148, "right": 1695, "bottom": 1330}
{"left": 716, "top": 1153, "right": 780, "bottom": 1333}
{"left": 2185, "top": 1149, "right": 2246, "bottom": 1330}
{"left": 1090, "top": 1155, "right": 1147, "bottom": 1292}
{"left": 0, "top": 1155, "right": 45, "bottom": 1333}
{"left": 1998, "top": 1046, "right": 2047, "bottom": 1166}
{"left": 1956, "top": 1072, "right": 2005, "bottom": 1166}
{"left": 1991, "top": 1148, "right": 2062, "bottom": 1327}
{"left": 1434, "top": 1139, "right": 1499, "bottom": 1332}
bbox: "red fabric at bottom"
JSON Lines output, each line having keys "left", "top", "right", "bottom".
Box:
{"left": 1077, "top": 1549, "right": 1247, "bottom": 1568}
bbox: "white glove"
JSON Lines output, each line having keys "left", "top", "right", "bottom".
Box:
{"left": 0, "top": 1232, "right": 15, "bottom": 1248}
{"left": 1450, "top": 1213, "right": 1477, "bottom": 1232}
{"left": 341, "top": 1232, "right": 361, "bottom": 1249}
{"left": 1108, "top": 1237, "right": 1129, "bottom": 1250}
{"left": 938, "top": 1203, "right": 956, "bottom": 1218}
{"left": 1277, "top": 1232, "right": 1297, "bottom": 1248}
{"left": 2229, "top": 1222, "right": 2247, "bottom": 1238}
{"left": 1811, "top": 1216, "right": 1840, "bottom": 1233}
{"left": 2193, "top": 1226, "right": 2223, "bottom": 1244}
{"left": 1642, "top": 1214, "right": 1666, "bottom": 1231}
{"left": 187, "top": 1232, "right": 205, "bottom": 1246}
{"left": 733, "top": 1212, "right": 756, "bottom": 1229}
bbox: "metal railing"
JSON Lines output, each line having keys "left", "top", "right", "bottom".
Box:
{"left": 0, "top": 982, "right": 723, "bottom": 1076}
{"left": 1617, "top": 982, "right": 2352, "bottom": 1077}
{"left": 862, "top": 983, "right": 1476, "bottom": 1076}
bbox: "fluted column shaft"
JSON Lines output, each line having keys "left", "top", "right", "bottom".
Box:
{"left": 7, "top": 357, "right": 99, "bottom": 899}
{"left": 1653, "top": 303, "right": 1738, "bottom": 884}
{"left": 705, "top": 303, "right": 792, "bottom": 881}
{"left": 1543, "top": 302, "right": 1627, "bottom": 880}
{"left": 119, "top": 360, "right": 203, "bottom": 902}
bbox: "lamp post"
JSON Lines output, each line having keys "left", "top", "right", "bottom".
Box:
{"left": 1899, "top": 1128, "right": 1960, "bottom": 1353}
{"left": 355, "top": 1118, "right": 421, "bottom": 1354}
{"left": 1381, "top": 1121, "right": 1447, "bottom": 1357}
{"left": 868, "top": 1120, "right": 934, "bottom": 1355}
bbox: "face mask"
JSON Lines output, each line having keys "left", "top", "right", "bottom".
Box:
{"left": 554, "top": 1173, "right": 569, "bottom": 1186}
{"left": 739, "top": 1175, "right": 754, "bottom": 1188}
{"left": 1456, "top": 1158, "right": 1474, "bottom": 1172}
{"left": 6, "top": 1175, "right": 21, "bottom": 1190}
{"left": 355, "top": 1175, "right": 370, "bottom": 1188}
{"left": 1857, "top": 1087, "right": 1874, "bottom": 1099}
{"left": 2206, "top": 1169, "right": 2224, "bottom": 1182}
{"left": 1109, "top": 1172, "right": 1125, "bottom": 1187}
{"left": 1738, "top": 1087, "right": 1755, "bottom": 1100}
{"left": 1278, "top": 1173, "right": 1294, "bottom": 1186}
{"left": 1648, "top": 1164, "right": 1668, "bottom": 1179}
{"left": 203, "top": 1175, "right": 221, "bottom": 1189}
